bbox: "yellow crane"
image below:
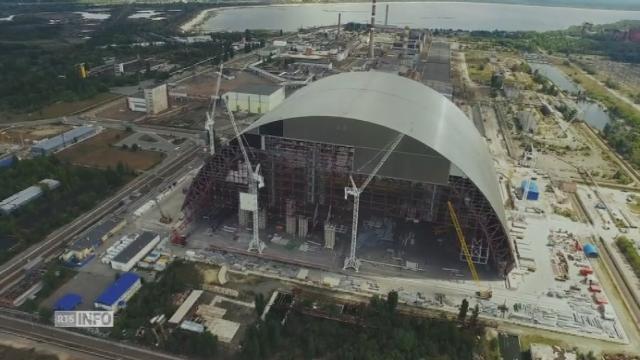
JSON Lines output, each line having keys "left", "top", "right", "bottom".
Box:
{"left": 447, "top": 201, "right": 492, "bottom": 300}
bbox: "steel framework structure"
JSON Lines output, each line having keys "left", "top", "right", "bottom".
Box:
{"left": 182, "top": 135, "right": 515, "bottom": 275}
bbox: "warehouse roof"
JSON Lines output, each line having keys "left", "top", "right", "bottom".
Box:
{"left": 95, "top": 272, "right": 140, "bottom": 307}
{"left": 0, "top": 179, "right": 60, "bottom": 214}
{"left": 32, "top": 126, "right": 96, "bottom": 151}
{"left": 245, "top": 71, "right": 507, "bottom": 229}
{"left": 521, "top": 179, "right": 539, "bottom": 193}
{"left": 70, "top": 218, "right": 120, "bottom": 251}
{"left": 112, "top": 231, "right": 158, "bottom": 264}
{"left": 54, "top": 293, "right": 82, "bottom": 311}
{"left": 169, "top": 290, "right": 203, "bottom": 324}
{"left": 228, "top": 83, "right": 282, "bottom": 96}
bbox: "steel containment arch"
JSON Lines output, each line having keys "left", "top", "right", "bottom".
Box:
{"left": 183, "top": 72, "right": 516, "bottom": 275}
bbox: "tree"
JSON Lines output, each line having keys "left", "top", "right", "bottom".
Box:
{"left": 469, "top": 304, "right": 480, "bottom": 327}
{"left": 131, "top": 143, "right": 139, "bottom": 152}
{"left": 387, "top": 290, "right": 398, "bottom": 313}
{"left": 458, "top": 299, "right": 469, "bottom": 322}
{"left": 38, "top": 307, "right": 53, "bottom": 324}
{"left": 255, "top": 293, "right": 266, "bottom": 318}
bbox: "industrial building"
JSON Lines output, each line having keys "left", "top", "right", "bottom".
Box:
{"left": 168, "top": 289, "right": 203, "bottom": 325}
{"left": 54, "top": 293, "right": 82, "bottom": 311}
{"left": 0, "top": 179, "right": 60, "bottom": 215}
{"left": 110, "top": 231, "right": 160, "bottom": 272}
{"left": 183, "top": 72, "right": 515, "bottom": 277}
{"left": 61, "top": 218, "right": 126, "bottom": 265}
{"left": 31, "top": 126, "right": 97, "bottom": 156}
{"left": 222, "top": 84, "right": 285, "bottom": 114}
{"left": 94, "top": 272, "right": 141, "bottom": 311}
{"left": 127, "top": 84, "right": 169, "bottom": 115}
{"left": 519, "top": 179, "right": 540, "bottom": 201}
{"left": 0, "top": 153, "right": 15, "bottom": 168}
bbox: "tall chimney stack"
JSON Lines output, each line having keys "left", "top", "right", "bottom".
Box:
{"left": 337, "top": 13, "right": 341, "bottom": 38}
{"left": 368, "top": 0, "right": 376, "bottom": 58}
{"left": 384, "top": 4, "right": 389, "bottom": 26}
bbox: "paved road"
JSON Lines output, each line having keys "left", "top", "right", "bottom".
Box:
{"left": 0, "top": 144, "right": 201, "bottom": 294}
{"left": 0, "top": 313, "right": 183, "bottom": 360}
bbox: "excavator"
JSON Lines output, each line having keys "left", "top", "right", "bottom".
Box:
{"left": 447, "top": 201, "right": 493, "bottom": 300}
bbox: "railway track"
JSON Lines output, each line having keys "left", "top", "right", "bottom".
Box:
{"left": 596, "top": 237, "right": 640, "bottom": 334}
{"left": 0, "top": 146, "right": 201, "bottom": 294}
{"left": 0, "top": 312, "right": 183, "bottom": 360}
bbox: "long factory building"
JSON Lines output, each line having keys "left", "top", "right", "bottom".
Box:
{"left": 183, "top": 72, "right": 516, "bottom": 276}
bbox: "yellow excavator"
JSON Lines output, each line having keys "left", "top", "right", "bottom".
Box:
{"left": 447, "top": 201, "right": 493, "bottom": 300}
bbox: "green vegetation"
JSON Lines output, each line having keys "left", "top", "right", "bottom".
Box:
{"left": 532, "top": 70, "right": 559, "bottom": 96}
{"left": 557, "top": 63, "right": 640, "bottom": 126}
{"left": 467, "top": 23, "right": 640, "bottom": 170}
{"left": 239, "top": 292, "right": 497, "bottom": 360}
{"left": 20, "top": 261, "right": 76, "bottom": 318}
{"left": 467, "top": 21, "right": 640, "bottom": 64}
{"left": 0, "top": 156, "right": 133, "bottom": 265}
{"left": 466, "top": 52, "right": 492, "bottom": 85}
{"left": 616, "top": 235, "right": 640, "bottom": 278}
{"left": 111, "top": 261, "right": 217, "bottom": 358}
{"left": 165, "top": 329, "right": 218, "bottom": 359}
{"left": 553, "top": 206, "right": 578, "bottom": 221}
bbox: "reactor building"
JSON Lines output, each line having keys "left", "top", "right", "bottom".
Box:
{"left": 182, "top": 72, "right": 516, "bottom": 277}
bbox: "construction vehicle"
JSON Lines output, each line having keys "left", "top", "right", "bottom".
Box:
{"left": 154, "top": 199, "right": 172, "bottom": 224}
{"left": 447, "top": 201, "right": 492, "bottom": 300}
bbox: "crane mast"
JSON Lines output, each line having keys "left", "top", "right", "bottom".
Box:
{"left": 343, "top": 133, "right": 404, "bottom": 271}
{"left": 223, "top": 98, "right": 265, "bottom": 253}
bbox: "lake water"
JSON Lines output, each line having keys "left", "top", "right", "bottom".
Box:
{"left": 529, "top": 63, "right": 611, "bottom": 130}
{"left": 576, "top": 101, "right": 611, "bottom": 131}
{"left": 200, "top": 2, "right": 640, "bottom": 32}
{"left": 530, "top": 63, "right": 582, "bottom": 94}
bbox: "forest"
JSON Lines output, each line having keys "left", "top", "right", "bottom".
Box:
{"left": 0, "top": 4, "right": 261, "bottom": 114}
{"left": 467, "top": 21, "right": 640, "bottom": 64}
{"left": 110, "top": 261, "right": 219, "bottom": 358}
{"left": 239, "top": 292, "right": 497, "bottom": 360}
{"left": 0, "top": 156, "right": 132, "bottom": 265}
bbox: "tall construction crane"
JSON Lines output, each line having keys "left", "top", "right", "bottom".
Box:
{"left": 223, "top": 97, "right": 265, "bottom": 253}
{"left": 205, "top": 63, "right": 224, "bottom": 155}
{"left": 343, "top": 133, "right": 404, "bottom": 271}
{"left": 447, "top": 201, "right": 492, "bottom": 299}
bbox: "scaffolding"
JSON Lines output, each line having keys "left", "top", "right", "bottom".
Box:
{"left": 183, "top": 135, "right": 515, "bottom": 275}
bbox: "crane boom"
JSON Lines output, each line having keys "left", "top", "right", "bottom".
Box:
{"left": 205, "top": 63, "right": 224, "bottom": 155}
{"left": 447, "top": 201, "right": 492, "bottom": 299}
{"left": 343, "top": 133, "right": 404, "bottom": 271}
{"left": 223, "top": 99, "right": 252, "bottom": 170}
{"left": 361, "top": 134, "right": 404, "bottom": 192}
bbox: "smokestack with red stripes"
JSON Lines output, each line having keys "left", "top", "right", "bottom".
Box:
{"left": 368, "top": 0, "right": 376, "bottom": 58}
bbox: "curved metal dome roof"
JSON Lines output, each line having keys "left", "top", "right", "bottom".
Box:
{"left": 244, "top": 71, "right": 506, "bottom": 228}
